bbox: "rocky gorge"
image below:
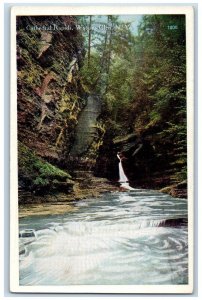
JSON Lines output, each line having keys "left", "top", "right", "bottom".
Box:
{"left": 17, "top": 15, "right": 187, "bottom": 213}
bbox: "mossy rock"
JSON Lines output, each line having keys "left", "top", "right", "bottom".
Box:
{"left": 18, "top": 141, "right": 73, "bottom": 195}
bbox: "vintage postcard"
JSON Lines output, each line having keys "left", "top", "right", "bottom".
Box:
{"left": 10, "top": 5, "right": 194, "bottom": 293}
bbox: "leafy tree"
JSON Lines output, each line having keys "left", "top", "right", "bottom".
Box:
{"left": 129, "top": 15, "right": 187, "bottom": 182}
{"left": 80, "top": 14, "right": 187, "bottom": 185}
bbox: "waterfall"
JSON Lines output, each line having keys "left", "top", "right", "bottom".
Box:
{"left": 117, "top": 153, "right": 134, "bottom": 190}
{"left": 117, "top": 154, "right": 128, "bottom": 183}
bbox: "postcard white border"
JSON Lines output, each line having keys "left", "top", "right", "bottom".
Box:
{"left": 10, "top": 5, "right": 194, "bottom": 294}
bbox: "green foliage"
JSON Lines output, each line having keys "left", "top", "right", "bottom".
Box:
{"left": 105, "top": 57, "right": 133, "bottom": 122}
{"left": 79, "top": 15, "right": 134, "bottom": 98}
{"left": 80, "top": 52, "right": 101, "bottom": 91}
{"left": 129, "top": 15, "right": 187, "bottom": 182}
{"left": 18, "top": 142, "right": 71, "bottom": 192}
{"left": 80, "top": 14, "right": 187, "bottom": 184}
{"left": 33, "top": 159, "right": 70, "bottom": 179}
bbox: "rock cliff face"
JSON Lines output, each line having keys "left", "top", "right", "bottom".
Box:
{"left": 68, "top": 94, "right": 105, "bottom": 171}
{"left": 17, "top": 16, "right": 109, "bottom": 201}
{"left": 70, "top": 95, "right": 102, "bottom": 157}
{"left": 17, "top": 16, "right": 85, "bottom": 165}
{"left": 17, "top": 16, "right": 88, "bottom": 197}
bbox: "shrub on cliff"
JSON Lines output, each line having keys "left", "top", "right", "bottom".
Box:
{"left": 18, "top": 142, "right": 73, "bottom": 195}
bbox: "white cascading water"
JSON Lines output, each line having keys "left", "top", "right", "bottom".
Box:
{"left": 117, "top": 153, "right": 134, "bottom": 190}
{"left": 19, "top": 190, "right": 188, "bottom": 285}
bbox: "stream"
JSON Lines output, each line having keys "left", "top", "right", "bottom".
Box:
{"left": 19, "top": 189, "right": 188, "bottom": 285}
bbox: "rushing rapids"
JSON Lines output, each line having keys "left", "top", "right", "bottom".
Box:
{"left": 19, "top": 189, "right": 188, "bottom": 285}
